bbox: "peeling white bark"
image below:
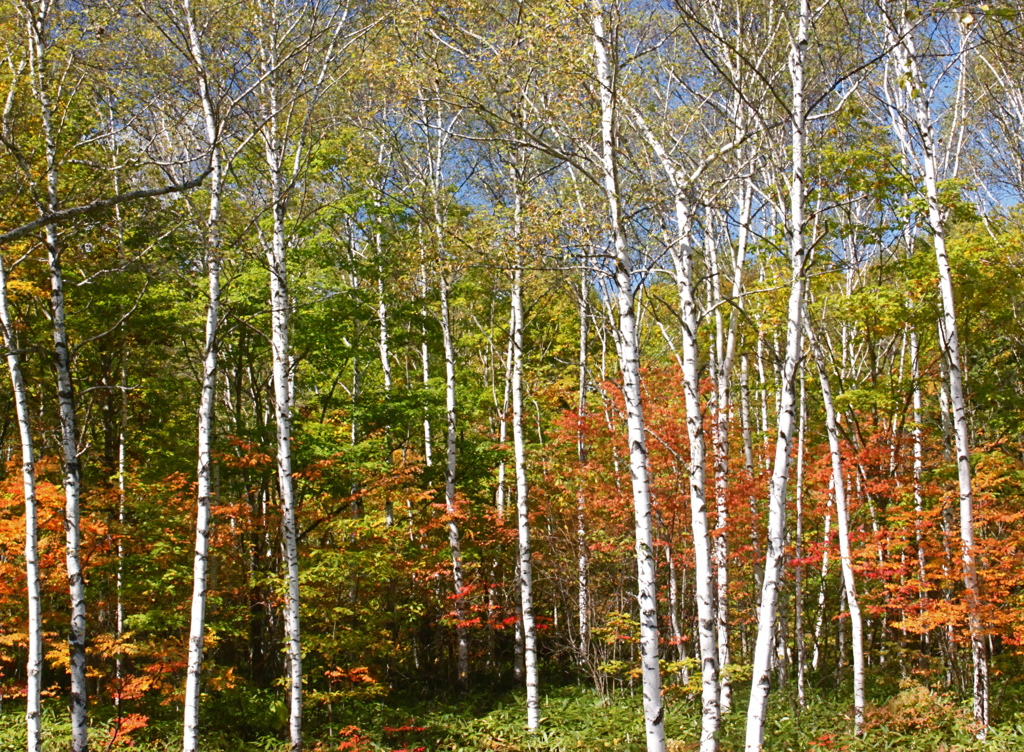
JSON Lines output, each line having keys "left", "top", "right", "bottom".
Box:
{"left": 183, "top": 0, "right": 224, "bottom": 746}
{"left": 592, "top": 5, "right": 665, "bottom": 749}
{"left": 744, "top": 2, "right": 810, "bottom": 746}
{"left": 0, "top": 255, "right": 41, "bottom": 752}
{"left": 809, "top": 324, "right": 865, "bottom": 733}
{"left": 509, "top": 178, "right": 538, "bottom": 726}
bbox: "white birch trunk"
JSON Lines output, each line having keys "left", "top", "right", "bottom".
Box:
{"left": 440, "top": 271, "right": 469, "bottom": 684}
{"left": 911, "top": 331, "right": 927, "bottom": 590}
{"left": 0, "top": 256, "right": 42, "bottom": 752}
{"left": 891, "top": 15, "right": 987, "bottom": 726}
{"left": 665, "top": 544, "right": 684, "bottom": 668}
{"left": 592, "top": 5, "right": 665, "bottom": 749}
{"left": 809, "top": 325, "right": 865, "bottom": 733}
{"left": 710, "top": 194, "right": 748, "bottom": 716}
{"left": 267, "top": 172, "right": 303, "bottom": 752}
{"left": 258, "top": 31, "right": 302, "bottom": 743}
{"left": 116, "top": 360, "right": 127, "bottom": 708}
{"left": 744, "top": 2, "right": 809, "bottom": 747}
{"left": 377, "top": 261, "right": 393, "bottom": 526}
{"left": 794, "top": 375, "right": 806, "bottom": 708}
{"left": 420, "top": 250, "right": 433, "bottom": 468}
{"left": 496, "top": 326, "right": 513, "bottom": 516}
{"left": 183, "top": 1, "right": 224, "bottom": 745}
{"left": 511, "top": 190, "right": 538, "bottom": 724}
{"left": 674, "top": 205, "right": 720, "bottom": 749}
{"left": 1, "top": 53, "right": 42, "bottom": 752}
{"left": 24, "top": 4, "right": 88, "bottom": 744}
{"left": 577, "top": 273, "right": 590, "bottom": 661}
{"left": 627, "top": 96, "right": 720, "bottom": 750}
{"left": 50, "top": 212, "right": 88, "bottom": 752}
{"left": 811, "top": 490, "right": 832, "bottom": 672}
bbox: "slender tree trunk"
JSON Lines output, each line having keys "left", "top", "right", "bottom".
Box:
{"left": 259, "top": 57, "right": 302, "bottom": 747}
{"left": 420, "top": 248, "right": 433, "bottom": 468}
{"left": 511, "top": 182, "right": 538, "bottom": 727}
{"left": 740, "top": 355, "right": 760, "bottom": 598}
{"left": 709, "top": 191, "right": 748, "bottom": 716}
{"left": 744, "top": 2, "right": 810, "bottom": 747}
{"left": 115, "top": 358, "right": 127, "bottom": 709}
{"left": 890, "top": 14, "right": 987, "bottom": 726}
{"left": 439, "top": 271, "right": 469, "bottom": 685}
{"left": 50, "top": 217, "right": 88, "bottom": 752}
{"left": 269, "top": 181, "right": 303, "bottom": 752}
{"left": 577, "top": 272, "right": 590, "bottom": 663}
{"left": 628, "top": 96, "right": 719, "bottom": 750}
{"left": 911, "top": 331, "right": 927, "bottom": 591}
{"left": 183, "top": 2, "right": 223, "bottom": 746}
{"left": 673, "top": 204, "right": 720, "bottom": 750}
{"left": 794, "top": 376, "right": 806, "bottom": 709}
{"left": 378, "top": 261, "right": 394, "bottom": 526}
{"left": 592, "top": 5, "right": 665, "bottom": 749}
{"left": 0, "top": 256, "right": 42, "bottom": 752}
{"left": 496, "top": 327, "right": 513, "bottom": 516}
{"left": 25, "top": 5, "right": 88, "bottom": 743}
{"left": 665, "top": 544, "right": 685, "bottom": 667}
{"left": 809, "top": 325, "right": 865, "bottom": 732}
{"left": 812, "top": 498, "right": 832, "bottom": 672}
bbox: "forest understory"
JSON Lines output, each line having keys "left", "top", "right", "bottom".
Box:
{"left": 5, "top": 681, "right": 1024, "bottom": 751}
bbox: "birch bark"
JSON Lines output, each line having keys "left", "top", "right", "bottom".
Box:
{"left": 439, "top": 268, "right": 469, "bottom": 684}
{"left": 887, "top": 11, "right": 987, "bottom": 726}
{"left": 22, "top": 3, "right": 88, "bottom": 745}
{"left": 709, "top": 188, "right": 750, "bottom": 716}
{"left": 511, "top": 185, "right": 538, "bottom": 726}
{"left": 808, "top": 324, "right": 865, "bottom": 732}
{"left": 0, "top": 51, "right": 41, "bottom": 752}
{"left": 182, "top": 0, "right": 225, "bottom": 746}
{"left": 0, "top": 255, "right": 41, "bottom": 752}
{"left": 794, "top": 375, "right": 806, "bottom": 708}
{"left": 577, "top": 272, "right": 590, "bottom": 662}
{"left": 744, "top": 1, "right": 810, "bottom": 746}
{"left": 592, "top": 5, "right": 665, "bottom": 749}
{"left": 625, "top": 97, "right": 723, "bottom": 752}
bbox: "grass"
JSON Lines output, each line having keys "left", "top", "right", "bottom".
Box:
{"left": 5, "top": 679, "right": 1024, "bottom": 750}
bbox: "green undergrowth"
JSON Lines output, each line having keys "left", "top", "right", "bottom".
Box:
{"left": 5, "top": 681, "right": 1024, "bottom": 751}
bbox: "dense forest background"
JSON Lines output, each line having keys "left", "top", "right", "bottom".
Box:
{"left": 3, "top": 0, "right": 1024, "bottom": 750}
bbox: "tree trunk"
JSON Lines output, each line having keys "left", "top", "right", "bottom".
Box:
{"left": 809, "top": 324, "right": 865, "bottom": 733}
{"left": 440, "top": 270, "right": 469, "bottom": 685}
{"left": 744, "top": 2, "right": 810, "bottom": 747}
{"left": 25, "top": 5, "right": 88, "bottom": 744}
{"left": 889, "top": 13, "right": 987, "bottom": 726}
{"left": 592, "top": 5, "right": 665, "bottom": 749}
{"left": 259, "top": 46, "right": 302, "bottom": 746}
{"left": 673, "top": 203, "right": 720, "bottom": 750}
{"left": 183, "top": 2, "right": 224, "bottom": 746}
{"left": 577, "top": 272, "right": 590, "bottom": 663}
{"left": 511, "top": 181, "right": 538, "bottom": 727}
{"left": 794, "top": 375, "right": 806, "bottom": 709}
{"left": 0, "top": 255, "right": 42, "bottom": 752}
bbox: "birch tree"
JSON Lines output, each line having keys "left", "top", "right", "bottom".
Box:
{"left": 807, "top": 321, "right": 866, "bottom": 733}
{"left": 510, "top": 167, "right": 538, "bottom": 727}
{"left": 592, "top": 3, "right": 665, "bottom": 749}
{"left": 251, "top": 1, "right": 351, "bottom": 744}
{"left": 19, "top": 3, "right": 88, "bottom": 744}
{"left": 174, "top": 0, "right": 230, "bottom": 746}
{"left": 744, "top": 0, "right": 812, "bottom": 746}
{"left": 0, "top": 45, "right": 41, "bottom": 752}
{"left": 0, "top": 252, "right": 41, "bottom": 752}
{"left": 882, "top": 4, "right": 988, "bottom": 727}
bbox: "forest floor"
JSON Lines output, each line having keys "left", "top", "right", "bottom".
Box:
{"left": 3, "top": 680, "right": 1024, "bottom": 750}
{"left": 6, "top": 680, "right": 1024, "bottom": 749}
